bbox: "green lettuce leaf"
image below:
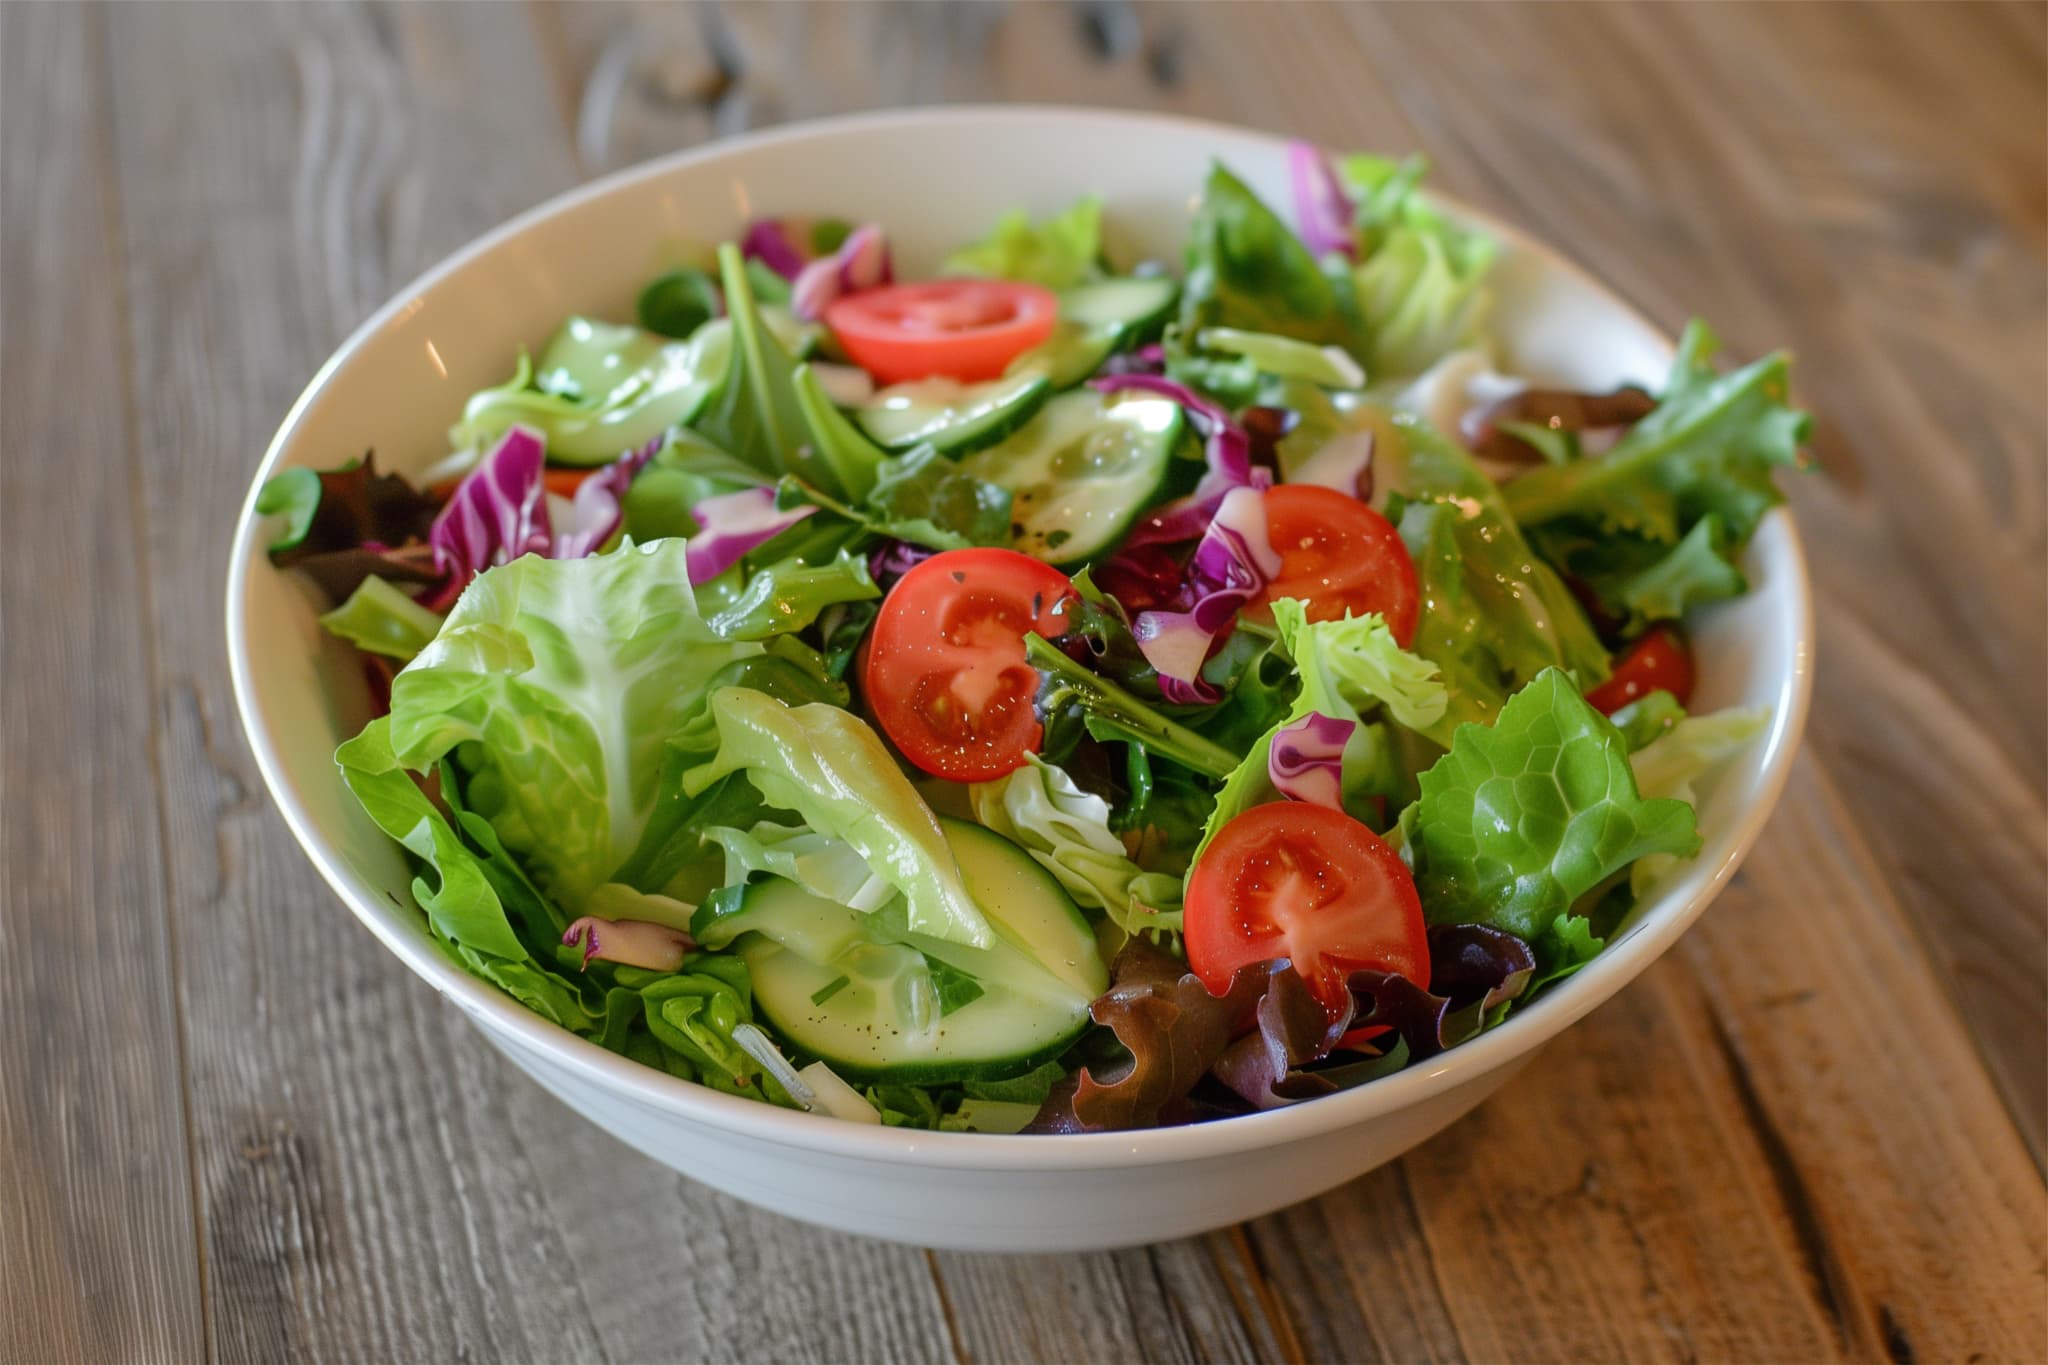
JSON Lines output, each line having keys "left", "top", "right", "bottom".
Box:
{"left": 1411, "top": 669, "right": 1700, "bottom": 937}
{"left": 384, "top": 539, "right": 762, "bottom": 909}
{"left": 338, "top": 719, "right": 646, "bottom": 1043}
{"left": 1607, "top": 690, "right": 1689, "bottom": 752}
{"left": 318, "top": 576, "right": 443, "bottom": 660}
{"left": 693, "top": 548, "right": 879, "bottom": 638}
{"left": 969, "top": 755, "right": 1184, "bottom": 942}
{"left": 682, "top": 688, "right": 994, "bottom": 948}
{"left": 452, "top": 318, "right": 722, "bottom": 465}
{"left": 1180, "top": 164, "right": 1366, "bottom": 354}
{"left": 1195, "top": 327, "right": 1364, "bottom": 389}
{"left": 942, "top": 197, "right": 1103, "bottom": 289}
{"left": 1377, "top": 411, "right": 1612, "bottom": 725}
{"left": 1338, "top": 154, "right": 1497, "bottom": 377}
{"left": 1193, "top": 602, "right": 1439, "bottom": 859}
{"left": 1627, "top": 703, "right": 1770, "bottom": 897}
{"left": 338, "top": 717, "right": 534, "bottom": 962}
{"left": 1272, "top": 598, "right": 1449, "bottom": 739}
{"left": 1507, "top": 321, "right": 1807, "bottom": 625}
{"left": 700, "top": 821, "right": 893, "bottom": 912}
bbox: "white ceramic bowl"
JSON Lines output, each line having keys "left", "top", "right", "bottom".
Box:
{"left": 227, "top": 107, "right": 1812, "bottom": 1252}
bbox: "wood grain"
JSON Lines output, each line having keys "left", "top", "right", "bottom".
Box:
{"left": 3, "top": 1, "right": 2043, "bottom": 1361}
{"left": 0, "top": 5, "right": 206, "bottom": 1362}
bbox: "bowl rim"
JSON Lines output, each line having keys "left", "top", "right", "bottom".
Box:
{"left": 226, "top": 103, "right": 1814, "bottom": 1170}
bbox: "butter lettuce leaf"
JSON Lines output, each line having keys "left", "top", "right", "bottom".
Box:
{"left": 453, "top": 318, "right": 723, "bottom": 467}
{"left": 1412, "top": 669, "right": 1699, "bottom": 937}
{"left": 943, "top": 197, "right": 1103, "bottom": 289}
{"left": 1339, "top": 154, "right": 1497, "bottom": 377}
{"left": 385, "top": 539, "right": 762, "bottom": 909}
{"left": 1627, "top": 703, "right": 1770, "bottom": 897}
{"left": 683, "top": 688, "right": 994, "bottom": 948}
{"left": 969, "top": 755, "right": 1184, "bottom": 943}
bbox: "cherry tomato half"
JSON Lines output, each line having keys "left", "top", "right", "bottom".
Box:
{"left": 863, "top": 547, "right": 1077, "bottom": 781}
{"left": 1585, "top": 624, "right": 1696, "bottom": 715}
{"left": 1185, "top": 802, "right": 1430, "bottom": 1025}
{"left": 826, "top": 280, "right": 1058, "bottom": 385}
{"left": 1249, "top": 484, "right": 1420, "bottom": 644}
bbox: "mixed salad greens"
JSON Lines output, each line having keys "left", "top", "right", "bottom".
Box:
{"left": 260, "top": 145, "right": 1803, "bottom": 1133}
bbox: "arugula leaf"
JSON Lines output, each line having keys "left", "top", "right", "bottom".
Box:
{"left": 683, "top": 688, "right": 995, "bottom": 948}
{"left": 1112, "top": 744, "right": 1217, "bottom": 876}
{"left": 1411, "top": 669, "right": 1699, "bottom": 938}
{"left": 942, "top": 197, "right": 1103, "bottom": 288}
{"left": 620, "top": 430, "right": 775, "bottom": 543}
{"left": 1027, "top": 634, "right": 1241, "bottom": 780}
{"left": 1180, "top": 164, "right": 1365, "bottom": 354}
{"left": 791, "top": 362, "right": 889, "bottom": 500}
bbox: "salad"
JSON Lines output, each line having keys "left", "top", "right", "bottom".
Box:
{"left": 258, "top": 145, "right": 1803, "bottom": 1134}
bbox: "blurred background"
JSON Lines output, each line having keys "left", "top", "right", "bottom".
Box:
{"left": 6, "top": 3, "right": 2043, "bottom": 1362}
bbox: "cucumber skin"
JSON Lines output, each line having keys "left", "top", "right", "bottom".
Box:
{"left": 855, "top": 375, "right": 1052, "bottom": 456}
{"left": 731, "top": 820, "right": 1105, "bottom": 1086}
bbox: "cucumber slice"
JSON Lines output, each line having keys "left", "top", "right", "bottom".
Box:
{"left": 703, "top": 820, "right": 1106, "bottom": 1084}
{"left": 962, "top": 389, "right": 1185, "bottom": 565}
{"left": 1058, "top": 276, "right": 1178, "bottom": 339}
{"left": 855, "top": 373, "right": 1052, "bottom": 456}
{"left": 1008, "top": 319, "right": 1121, "bottom": 391}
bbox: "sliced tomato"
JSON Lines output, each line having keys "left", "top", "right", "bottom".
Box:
{"left": 1585, "top": 624, "right": 1695, "bottom": 714}
{"left": 862, "top": 547, "right": 1076, "bottom": 781}
{"left": 1185, "top": 802, "right": 1429, "bottom": 1024}
{"left": 826, "top": 280, "right": 1058, "bottom": 385}
{"left": 1249, "top": 484, "right": 1419, "bottom": 644}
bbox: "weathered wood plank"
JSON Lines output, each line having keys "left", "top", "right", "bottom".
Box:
{"left": 1329, "top": 0, "right": 2048, "bottom": 1162}
{"left": 0, "top": 5, "right": 207, "bottom": 1361}
{"left": 100, "top": 4, "right": 950, "bottom": 1361}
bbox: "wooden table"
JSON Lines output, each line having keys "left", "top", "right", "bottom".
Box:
{"left": 6, "top": 3, "right": 2043, "bottom": 1360}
